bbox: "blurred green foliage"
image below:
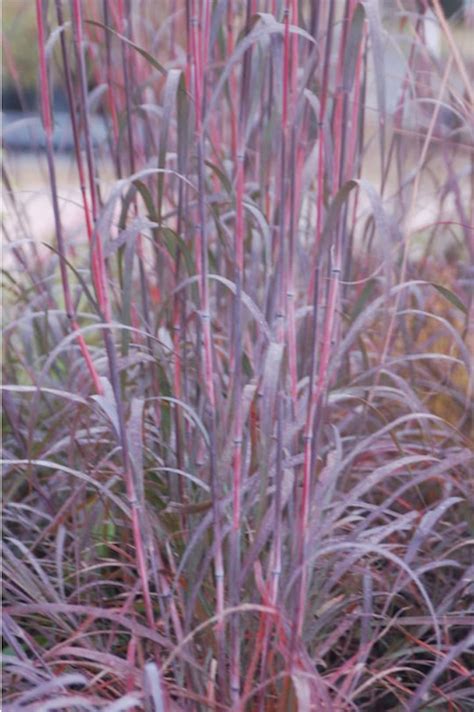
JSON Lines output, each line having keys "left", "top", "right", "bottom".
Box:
{"left": 3, "top": 0, "right": 38, "bottom": 90}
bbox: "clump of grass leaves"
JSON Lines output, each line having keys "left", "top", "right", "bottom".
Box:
{"left": 2, "top": 0, "right": 473, "bottom": 710}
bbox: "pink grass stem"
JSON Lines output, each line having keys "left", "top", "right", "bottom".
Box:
{"left": 188, "top": 0, "right": 225, "bottom": 693}
{"left": 70, "top": 0, "right": 156, "bottom": 638}
{"left": 36, "top": 0, "right": 102, "bottom": 396}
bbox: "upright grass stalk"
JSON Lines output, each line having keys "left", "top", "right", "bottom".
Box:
{"left": 228, "top": 0, "right": 256, "bottom": 698}
{"left": 35, "top": 0, "right": 102, "bottom": 396}
{"left": 310, "top": 1, "right": 334, "bottom": 273}
{"left": 188, "top": 0, "right": 225, "bottom": 692}
{"left": 256, "top": 393, "right": 284, "bottom": 711}
{"left": 70, "top": 0, "right": 156, "bottom": 636}
{"left": 226, "top": 0, "right": 238, "bottom": 158}
{"left": 70, "top": 0, "right": 108, "bottom": 318}
{"left": 296, "top": 0, "right": 348, "bottom": 643}
{"left": 295, "top": 3, "right": 334, "bottom": 648}
{"left": 332, "top": 1, "right": 353, "bottom": 194}
{"left": 275, "top": 1, "right": 290, "bottom": 348}
{"left": 55, "top": 1, "right": 104, "bottom": 326}
{"left": 117, "top": 0, "right": 153, "bottom": 359}
{"left": 342, "top": 24, "right": 366, "bottom": 296}
{"left": 286, "top": 0, "right": 299, "bottom": 410}
{"left": 229, "top": 87, "right": 245, "bottom": 711}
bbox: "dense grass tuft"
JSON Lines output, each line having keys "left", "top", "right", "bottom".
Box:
{"left": 2, "top": 1, "right": 473, "bottom": 709}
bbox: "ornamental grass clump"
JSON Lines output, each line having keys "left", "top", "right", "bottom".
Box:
{"left": 2, "top": 0, "right": 473, "bottom": 709}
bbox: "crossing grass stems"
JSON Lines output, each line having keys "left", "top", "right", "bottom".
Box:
{"left": 2, "top": 0, "right": 473, "bottom": 709}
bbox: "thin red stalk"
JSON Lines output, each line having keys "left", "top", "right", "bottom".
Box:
{"left": 337, "top": 1, "right": 359, "bottom": 200}
{"left": 332, "top": 0, "right": 353, "bottom": 194}
{"left": 189, "top": 0, "right": 225, "bottom": 694}
{"left": 36, "top": 0, "right": 102, "bottom": 396}
{"left": 270, "top": 392, "right": 284, "bottom": 605}
{"left": 286, "top": 183, "right": 298, "bottom": 413}
{"left": 229, "top": 149, "right": 244, "bottom": 704}
{"left": 272, "top": 2, "right": 291, "bottom": 345}
{"left": 296, "top": 0, "right": 337, "bottom": 644}
{"left": 197, "top": 0, "right": 203, "bottom": 77}
{"left": 286, "top": 0, "right": 299, "bottom": 409}
{"left": 185, "top": 0, "right": 192, "bottom": 89}
{"left": 227, "top": 1, "right": 238, "bottom": 158}
{"left": 202, "top": 0, "right": 211, "bottom": 76}
{"left": 118, "top": 0, "right": 158, "bottom": 442}
{"left": 189, "top": 6, "right": 202, "bottom": 291}
{"left": 281, "top": 3, "right": 290, "bottom": 131}
{"left": 229, "top": 1, "right": 255, "bottom": 697}
{"left": 71, "top": 0, "right": 109, "bottom": 319}
{"left": 308, "top": 0, "right": 335, "bottom": 289}
{"left": 172, "top": 232, "right": 186, "bottom": 532}
{"left": 55, "top": 1, "right": 103, "bottom": 315}
{"left": 197, "top": 160, "right": 215, "bottom": 411}
{"left": 172, "top": 56, "right": 190, "bottom": 526}
{"left": 70, "top": 0, "right": 156, "bottom": 636}
{"left": 295, "top": 1, "right": 354, "bottom": 629}
{"left": 191, "top": 0, "right": 202, "bottom": 135}
{"left": 256, "top": 394, "right": 284, "bottom": 710}
{"left": 256, "top": 4, "right": 293, "bottom": 697}
{"left": 71, "top": 1, "right": 98, "bottom": 221}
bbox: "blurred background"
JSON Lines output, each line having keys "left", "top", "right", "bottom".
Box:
{"left": 2, "top": 0, "right": 474, "bottom": 263}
